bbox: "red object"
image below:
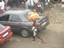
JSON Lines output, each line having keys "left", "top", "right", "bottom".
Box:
{"left": 0, "top": 25, "right": 13, "bottom": 44}
{"left": 32, "top": 21, "right": 40, "bottom": 29}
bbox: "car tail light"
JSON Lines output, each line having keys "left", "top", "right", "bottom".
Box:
{"left": 0, "top": 26, "right": 11, "bottom": 38}
{"left": 2, "top": 32, "right": 8, "bottom": 38}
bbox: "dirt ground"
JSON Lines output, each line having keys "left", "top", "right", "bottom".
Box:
{"left": 0, "top": 4, "right": 64, "bottom": 48}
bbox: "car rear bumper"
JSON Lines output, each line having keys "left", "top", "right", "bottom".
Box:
{"left": 0, "top": 32, "right": 13, "bottom": 45}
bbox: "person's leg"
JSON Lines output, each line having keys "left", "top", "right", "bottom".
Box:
{"left": 36, "top": 34, "right": 47, "bottom": 43}
{"left": 36, "top": 35, "right": 43, "bottom": 41}
{"left": 32, "top": 36, "right": 36, "bottom": 41}
{"left": 33, "top": 31, "right": 37, "bottom": 41}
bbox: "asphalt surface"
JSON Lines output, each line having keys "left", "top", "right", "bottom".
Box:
{"left": 0, "top": 29, "right": 64, "bottom": 48}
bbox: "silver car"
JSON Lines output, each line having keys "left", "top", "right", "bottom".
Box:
{"left": 0, "top": 9, "right": 48, "bottom": 38}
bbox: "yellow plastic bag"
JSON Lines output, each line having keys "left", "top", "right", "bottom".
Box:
{"left": 27, "top": 12, "right": 40, "bottom": 21}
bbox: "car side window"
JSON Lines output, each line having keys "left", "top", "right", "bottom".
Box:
{"left": 0, "top": 15, "right": 9, "bottom": 21}
{"left": 9, "top": 14, "right": 22, "bottom": 22}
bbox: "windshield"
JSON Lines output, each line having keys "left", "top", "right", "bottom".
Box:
{"left": 0, "top": 24, "right": 5, "bottom": 32}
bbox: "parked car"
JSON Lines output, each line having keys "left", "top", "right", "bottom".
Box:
{"left": 0, "top": 24, "right": 13, "bottom": 44}
{"left": 0, "top": 9, "right": 48, "bottom": 38}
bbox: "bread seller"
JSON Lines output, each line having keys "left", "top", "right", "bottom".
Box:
{"left": 27, "top": 10, "right": 40, "bottom": 41}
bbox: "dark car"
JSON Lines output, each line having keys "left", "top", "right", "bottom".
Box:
{"left": 0, "top": 9, "right": 48, "bottom": 38}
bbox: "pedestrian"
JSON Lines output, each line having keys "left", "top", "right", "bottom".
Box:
{"left": 32, "top": 20, "right": 37, "bottom": 41}
{"left": 27, "top": 10, "right": 47, "bottom": 43}
{"left": 0, "top": 0, "right": 5, "bottom": 10}
{"left": 25, "top": 0, "right": 35, "bottom": 9}
{"left": 32, "top": 20, "right": 45, "bottom": 42}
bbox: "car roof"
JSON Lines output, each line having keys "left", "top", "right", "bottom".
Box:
{"left": 4, "top": 9, "right": 31, "bottom": 15}
{"left": 4, "top": 9, "right": 31, "bottom": 21}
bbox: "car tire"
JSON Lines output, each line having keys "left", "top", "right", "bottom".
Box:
{"left": 20, "top": 29, "right": 31, "bottom": 38}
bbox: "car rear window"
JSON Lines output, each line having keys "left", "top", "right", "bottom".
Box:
{"left": 0, "top": 24, "right": 5, "bottom": 32}
{"left": 0, "top": 15, "right": 9, "bottom": 21}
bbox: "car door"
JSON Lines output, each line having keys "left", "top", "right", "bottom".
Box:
{"left": 0, "top": 14, "right": 21, "bottom": 28}
{"left": 8, "top": 14, "right": 22, "bottom": 27}
{"left": 7, "top": 14, "right": 23, "bottom": 32}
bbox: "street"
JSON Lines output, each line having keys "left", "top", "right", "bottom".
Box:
{"left": 1, "top": 29, "right": 64, "bottom": 48}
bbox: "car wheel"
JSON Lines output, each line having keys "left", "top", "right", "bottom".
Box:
{"left": 20, "top": 29, "right": 31, "bottom": 38}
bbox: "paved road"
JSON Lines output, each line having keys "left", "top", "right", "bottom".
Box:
{"left": 0, "top": 29, "right": 64, "bottom": 48}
